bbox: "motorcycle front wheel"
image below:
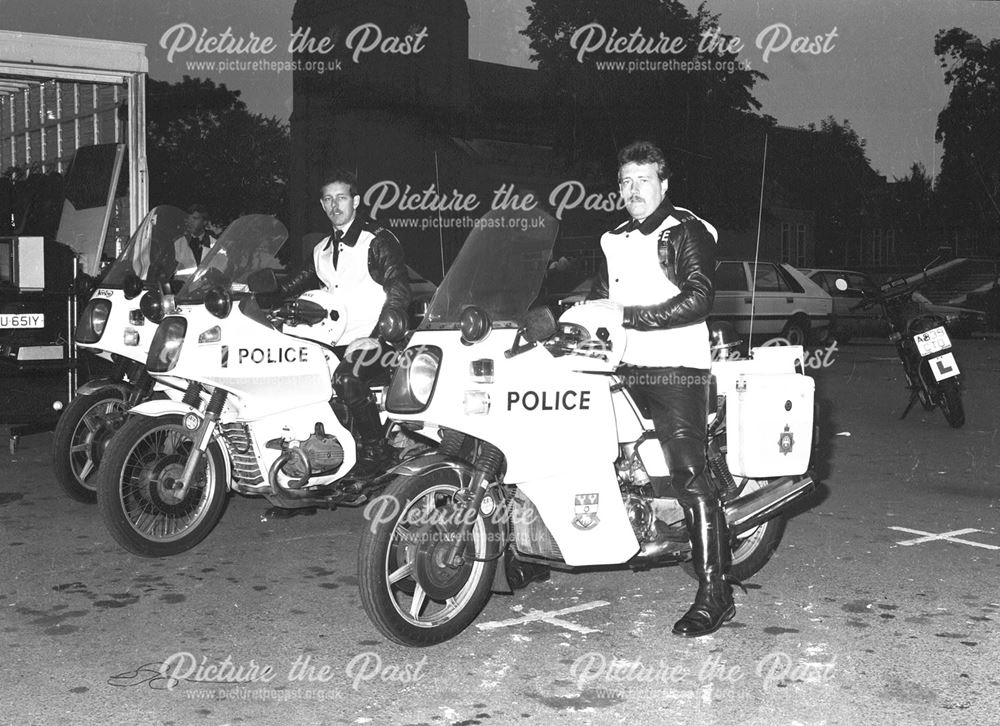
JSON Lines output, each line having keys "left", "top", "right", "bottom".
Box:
{"left": 938, "top": 379, "right": 965, "bottom": 428}
{"left": 97, "top": 414, "right": 228, "bottom": 557}
{"left": 358, "top": 469, "right": 499, "bottom": 647}
{"left": 52, "top": 388, "right": 130, "bottom": 503}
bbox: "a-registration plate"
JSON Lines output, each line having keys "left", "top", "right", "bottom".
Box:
{"left": 914, "top": 326, "right": 950, "bottom": 357}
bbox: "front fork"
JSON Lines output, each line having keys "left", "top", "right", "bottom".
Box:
{"left": 174, "top": 383, "right": 229, "bottom": 499}
{"left": 442, "top": 432, "right": 504, "bottom": 568}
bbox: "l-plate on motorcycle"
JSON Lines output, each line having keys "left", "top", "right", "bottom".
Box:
{"left": 357, "top": 207, "right": 818, "bottom": 646}
{"left": 96, "top": 215, "right": 422, "bottom": 557}
{"left": 845, "top": 275, "right": 964, "bottom": 428}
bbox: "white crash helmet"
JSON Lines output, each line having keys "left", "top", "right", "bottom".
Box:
{"left": 282, "top": 288, "right": 348, "bottom": 346}
{"left": 555, "top": 300, "right": 627, "bottom": 367}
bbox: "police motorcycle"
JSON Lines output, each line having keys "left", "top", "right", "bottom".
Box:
{"left": 357, "top": 207, "right": 818, "bottom": 646}
{"left": 53, "top": 205, "right": 189, "bottom": 502}
{"left": 95, "top": 214, "right": 418, "bottom": 557}
{"left": 845, "top": 276, "right": 964, "bottom": 427}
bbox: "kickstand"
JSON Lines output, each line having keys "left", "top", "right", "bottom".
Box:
{"left": 899, "top": 390, "right": 920, "bottom": 420}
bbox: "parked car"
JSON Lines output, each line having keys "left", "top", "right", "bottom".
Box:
{"left": 546, "top": 260, "right": 832, "bottom": 346}
{"left": 802, "top": 268, "right": 989, "bottom": 341}
{"left": 711, "top": 261, "right": 833, "bottom": 346}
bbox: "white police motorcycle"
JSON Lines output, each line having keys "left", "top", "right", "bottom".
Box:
{"left": 96, "top": 214, "right": 418, "bottom": 557}
{"left": 53, "top": 205, "right": 189, "bottom": 502}
{"left": 358, "top": 207, "right": 818, "bottom": 646}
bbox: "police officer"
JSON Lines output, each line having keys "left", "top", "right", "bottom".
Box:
{"left": 259, "top": 170, "right": 410, "bottom": 475}
{"left": 173, "top": 204, "right": 217, "bottom": 277}
{"left": 589, "top": 140, "right": 733, "bottom": 637}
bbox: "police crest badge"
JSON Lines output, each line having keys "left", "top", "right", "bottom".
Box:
{"left": 572, "top": 493, "right": 600, "bottom": 530}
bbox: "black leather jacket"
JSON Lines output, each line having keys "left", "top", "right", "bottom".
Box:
{"left": 589, "top": 198, "right": 715, "bottom": 331}
{"left": 280, "top": 217, "right": 411, "bottom": 336}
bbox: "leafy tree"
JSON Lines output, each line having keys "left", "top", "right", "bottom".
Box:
{"left": 146, "top": 76, "right": 290, "bottom": 226}
{"left": 521, "top": 0, "right": 769, "bottom": 229}
{"left": 934, "top": 28, "right": 1000, "bottom": 243}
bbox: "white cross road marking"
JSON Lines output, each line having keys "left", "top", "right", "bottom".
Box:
{"left": 476, "top": 600, "right": 611, "bottom": 634}
{"left": 889, "top": 526, "right": 1000, "bottom": 550}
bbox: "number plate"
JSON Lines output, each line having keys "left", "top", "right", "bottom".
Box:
{"left": 913, "top": 326, "right": 950, "bottom": 356}
{"left": 0, "top": 313, "right": 45, "bottom": 329}
{"left": 929, "top": 352, "right": 959, "bottom": 381}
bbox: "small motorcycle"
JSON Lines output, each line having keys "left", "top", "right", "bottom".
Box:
{"left": 847, "top": 277, "right": 964, "bottom": 427}
{"left": 53, "top": 205, "right": 189, "bottom": 502}
{"left": 96, "top": 214, "right": 420, "bottom": 557}
{"left": 357, "top": 208, "right": 818, "bottom": 646}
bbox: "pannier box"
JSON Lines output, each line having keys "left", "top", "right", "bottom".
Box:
{"left": 722, "top": 370, "right": 814, "bottom": 478}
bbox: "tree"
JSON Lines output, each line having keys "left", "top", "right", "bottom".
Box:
{"left": 521, "top": 0, "right": 769, "bottom": 229}
{"left": 934, "top": 28, "right": 1000, "bottom": 247}
{"left": 146, "top": 76, "right": 290, "bottom": 226}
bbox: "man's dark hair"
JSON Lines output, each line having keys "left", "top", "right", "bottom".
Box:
{"left": 321, "top": 169, "right": 360, "bottom": 197}
{"left": 187, "top": 203, "right": 208, "bottom": 218}
{"left": 617, "top": 141, "right": 671, "bottom": 182}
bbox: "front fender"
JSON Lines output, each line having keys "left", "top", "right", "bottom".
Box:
{"left": 128, "top": 399, "right": 200, "bottom": 418}
{"left": 76, "top": 377, "right": 133, "bottom": 399}
{"left": 387, "top": 452, "right": 476, "bottom": 481}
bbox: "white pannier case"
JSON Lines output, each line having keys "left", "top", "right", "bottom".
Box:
{"left": 713, "top": 345, "right": 815, "bottom": 478}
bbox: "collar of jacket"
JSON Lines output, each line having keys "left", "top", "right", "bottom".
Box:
{"left": 330, "top": 216, "right": 364, "bottom": 249}
{"left": 611, "top": 196, "right": 677, "bottom": 236}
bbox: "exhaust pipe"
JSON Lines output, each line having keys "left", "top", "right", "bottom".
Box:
{"left": 724, "top": 475, "right": 815, "bottom": 535}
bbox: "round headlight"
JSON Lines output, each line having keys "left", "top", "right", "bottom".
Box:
{"left": 460, "top": 306, "right": 492, "bottom": 345}
{"left": 123, "top": 273, "right": 144, "bottom": 300}
{"left": 74, "top": 299, "right": 112, "bottom": 344}
{"left": 139, "top": 290, "right": 165, "bottom": 323}
{"left": 205, "top": 286, "right": 233, "bottom": 319}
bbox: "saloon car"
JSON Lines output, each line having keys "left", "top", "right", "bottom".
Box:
{"left": 802, "top": 268, "right": 989, "bottom": 341}
{"left": 711, "top": 261, "right": 833, "bottom": 346}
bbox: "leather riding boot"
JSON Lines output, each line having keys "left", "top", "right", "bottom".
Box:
{"left": 672, "top": 496, "right": 736, "bottom": 637}
{"left": 351, "top": 397, "right": 389, "bottom": 476}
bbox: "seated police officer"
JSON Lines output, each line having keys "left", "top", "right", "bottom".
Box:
{"left": 258, "top": 170, "right": 410, "bottom": 475}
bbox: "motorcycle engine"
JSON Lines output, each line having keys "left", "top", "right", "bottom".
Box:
{"left": 280, "top": 423, "right": 345, "bottom": 478}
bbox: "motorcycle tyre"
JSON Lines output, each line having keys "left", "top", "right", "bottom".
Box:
{"left": 938, "top": 379, "right": 964, "bottom": 428}
{"left": 97, "top": 414, "right": 228, "bottom": 557}
{"left": 52, "top": 388, "right": 130, "bottom": 503}
{"left": 684, "top": 478, "right": 788, "bottom": 582}
{"left": 358, "top": 470, "right": 498, "bottom": 647}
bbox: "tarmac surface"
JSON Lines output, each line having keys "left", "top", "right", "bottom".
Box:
{"left": 1, "top": 337, "right": 998, "bottom": 726}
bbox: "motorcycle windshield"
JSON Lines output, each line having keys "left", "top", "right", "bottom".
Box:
{"left": 422, "top": 208, "right": 559, "bottom": 327}
{"left": 100, "top": 205, "right": 189, "bottom": 288}
{"left": 175, "top": 215, "right": 287, "bottom": 304}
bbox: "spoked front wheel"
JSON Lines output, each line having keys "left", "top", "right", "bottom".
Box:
{"left": 358, "top": 469, "right": 499, "bottom": 646}
{"left": 97, "top": 414, "right": 228, "bottom": 557}
{"left": 52, "top": 388, "right": 130, "bottom": 503}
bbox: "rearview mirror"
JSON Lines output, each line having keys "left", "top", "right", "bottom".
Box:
{"left": 379, "top": 308, "right": 409, "bottom": 344}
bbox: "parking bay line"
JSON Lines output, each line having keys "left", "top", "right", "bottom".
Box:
{"left": 889, "top": 526, "right": 1000, "bottom": 550}
{"left": 476, "top": 600, "right": 611, "bottom": 634}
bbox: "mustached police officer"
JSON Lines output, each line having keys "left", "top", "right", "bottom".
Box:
{"left": 259, "top": 169, "right": 410, "bottom": 475}
{"left": 589, "top": 140, "right": 734, "bottom": 637}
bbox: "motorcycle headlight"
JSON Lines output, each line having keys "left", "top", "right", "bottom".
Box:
{"left": 147, "top": 316, "right": 188, "bottom": 373}
{"left": 385, "top": 345, "right": 441, "bottom": 414}
{"left": 139, "top": 290, "right": 165, "bottom": 323}
{"left": 75, "top": 299, "right": 112, "bottom": 344}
